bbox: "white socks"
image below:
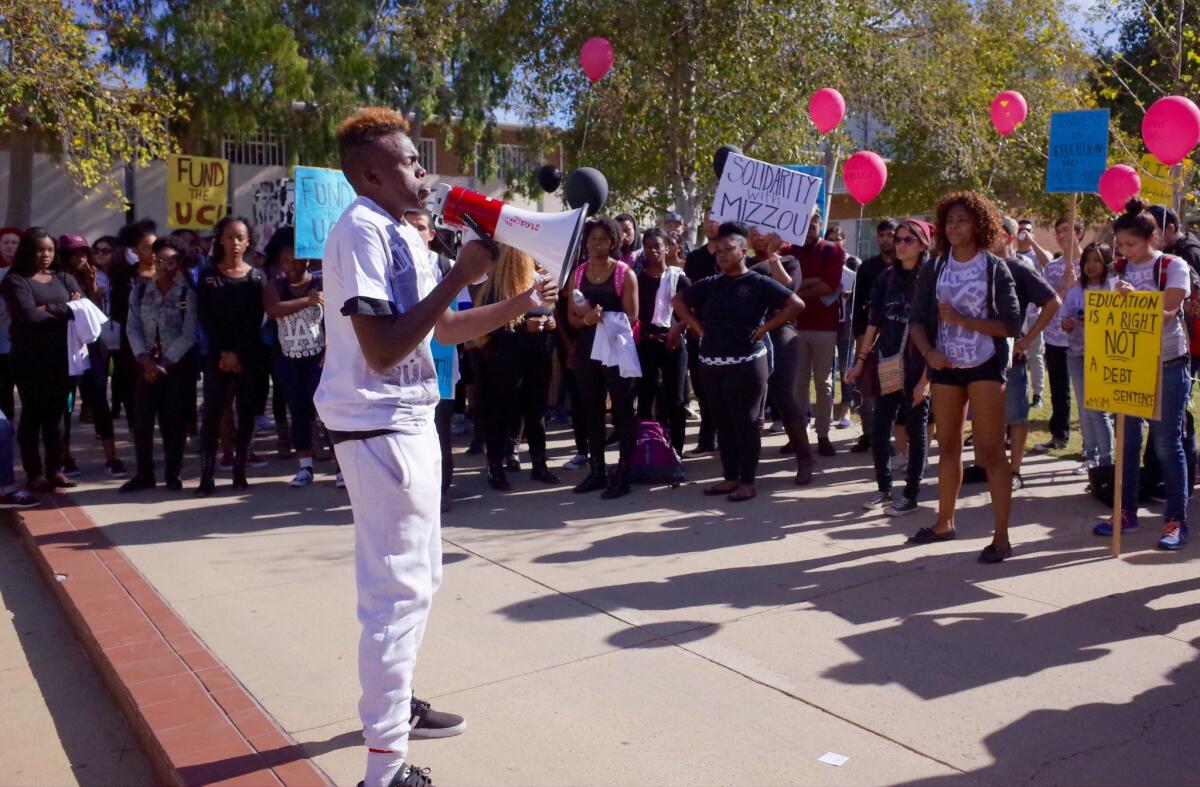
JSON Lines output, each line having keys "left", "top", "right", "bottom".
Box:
{"left": 365, "top": 750, "right": 404, "bottom": 786}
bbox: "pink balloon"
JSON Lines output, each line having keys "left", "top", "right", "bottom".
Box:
{"left": 579, "top": 37, "right": 615, "bottom": 83}
{"left": 990, "top": 90, "right": 1028, "bottom": 137}
{"left": 1098, "top": 164, "right": 1142, "bottom": 213}
{"left": 808, "top": 88, "right": 846, "bottom": 135}
{"left": 1143, "top": 95, "right": 1200, "bottom": 166}
{"left": 843, "top": 151, "right": 888, "bottom": 205}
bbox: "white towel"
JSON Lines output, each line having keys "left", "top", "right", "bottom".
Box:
{"left": 591, "top": 312, "right": 642, "bottom": 378}
{"left": 66, "top": 299, "right": 108, "bottom": 375}
{"left": 651, "top": 266, "right": 682, "bottom": 328}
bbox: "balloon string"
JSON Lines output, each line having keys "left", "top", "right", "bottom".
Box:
{"left": 579, "top": 85, "right": 595, "bottom": 157}
{"left": 985, "top": 136, "right": 1006, "bottom": 193}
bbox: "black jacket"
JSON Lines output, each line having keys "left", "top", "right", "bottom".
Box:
{"left": 1170, "top": 233, "right": 1200, "bottom": 276}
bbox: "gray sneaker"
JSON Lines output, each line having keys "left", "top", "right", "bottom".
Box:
{"left": 885, "top": 497, "right": 919, "bottom": 517}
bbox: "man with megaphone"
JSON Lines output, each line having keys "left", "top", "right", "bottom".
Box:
{"left": 314, "top": 107, "right": 558, "bottom": 787}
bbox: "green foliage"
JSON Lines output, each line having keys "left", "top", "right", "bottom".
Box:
{"left": 0, "top": 0, "right": 180, "bottom": 202}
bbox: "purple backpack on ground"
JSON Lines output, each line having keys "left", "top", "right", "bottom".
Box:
{"left": 630, "top": 419, "right": 686, "bottom": 486}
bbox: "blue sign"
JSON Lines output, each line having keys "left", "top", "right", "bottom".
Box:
{"left": 1045, "top": 110, "right": 1110, "bottom": 194}
{"left": 294, "top": 166, "right": 357, "bottom": 259}
{"left": 785, "top": 165, "right": 828, "bottom": 233}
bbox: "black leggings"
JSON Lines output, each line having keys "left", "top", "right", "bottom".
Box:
{"left": 636, "top": 337, "right": 688, "bottom": 455}
{"left": 687, "top": 345, "right": 716, "bottom": 450}
{"left": 1046, "top": 344, "right": 1071, "bottom": 442}
{"left": 434, "top": 399, "right": 454, "bottom": 494}
{"left": 481, "top": 347, "right": 552, "bottom": 465}
{"left": 272, "top": 353, "right": 322, "bottom": 452}
{"left": 15, "top": 368, "right": 70, "bottom": 480}
{"left": 701, "top": 355, "right": 769, "bottom": 485}
{"left": 576, "top": 357, "right": 636, "bottom": 468}
{"left": 562, "top": 367, "right": 589, "bottom": 456}
{"left": 872, "top": 389, "right": 931, "bottom": 500}
{"left": 200, "top": 361, "right": 257, "bottom": 462}
{"left": 0, "top": 354, "right": 15, "bottom": 421}
{"left": 133, "top": 359, "right": 194, "bottom": 482}
{"left": 65, "top": 361, "right": 115, "bottom": 450}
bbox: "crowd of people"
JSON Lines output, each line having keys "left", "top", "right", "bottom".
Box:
{"left": 1, "top": 189, "right": 1198, "bottom": 563}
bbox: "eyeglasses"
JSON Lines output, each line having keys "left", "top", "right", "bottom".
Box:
{"left": 894, "top": 235, "right": 920, "bottom": 245}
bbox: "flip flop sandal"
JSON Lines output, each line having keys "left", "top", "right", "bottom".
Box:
{"left": 906, "top": 526, "right": 957, "bottom": 544}
{"left": 978, "top": 543, "right": 1013, "bottom": 564}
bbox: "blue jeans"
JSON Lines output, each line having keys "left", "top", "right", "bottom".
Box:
{"left": 1121, "top": 357, "right": 1190, "bottom": 523}
{"left": 1067, "top": 353, "right": 1113, "bottom": 464}
{"left": 0, "top": 409, "right": 13, "bottom": 488}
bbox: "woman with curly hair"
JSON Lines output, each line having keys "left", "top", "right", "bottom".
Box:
{"left": 906, "top": 192, "right": 1023, "bottom": 563}
{"left": 475, "top": 244, "right": 560, "bottom": 491}
{"left": 568, "top": 218, "right": 639, "bottom": 499}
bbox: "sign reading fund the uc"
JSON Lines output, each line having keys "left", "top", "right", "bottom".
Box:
{"left": 167, "top": 154, "right": 229, "bottom": 230}
{"left": 294, "top": 166, "right": 357, "bottom": 259}
{"left": 1084, "top": 289, "right": 1163, "bottom": 418}
{"left": 712, "top": 153, "right": 822, "bottom": 247}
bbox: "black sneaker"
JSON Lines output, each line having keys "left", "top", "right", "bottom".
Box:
{"left": 849, "top": 436, "right": 871, "bottom": 454}
{"left": 119, "top": 476, "right": 156, "bottom": 494}
{"left": 62, "top": 457, "right": 81, "bottom": 478}
{"left": 409, "top": 697, "right": 465, "bottom": 739}
{"left": 0, "top": 489, "right": 39, "bottom": 509}
{"left": 885, "top": 497, "right": 919, "bottom": 517}
{"left": 107, "top": 459, "right": 130, "bottom": 479}
{"left": 817, "top": 437, "right": 836, "bottom": 457}
{"left": 356, "top": 763, "right": 434, "bottom": 787}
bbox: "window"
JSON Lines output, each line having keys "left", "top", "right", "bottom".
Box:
{"left": 473, "top": 143, "right": 532, "bottom": 180}
{"left": 417, "top": 137, "right": 437, "bottom": 174}
{"left": 222, "top": 131, "right": 285, "bottom": 167}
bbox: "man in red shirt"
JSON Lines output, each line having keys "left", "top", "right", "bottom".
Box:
{"left": 792, "top": 212, "right": 847, "bottom": 457}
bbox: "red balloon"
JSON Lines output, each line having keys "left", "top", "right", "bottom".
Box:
{"left": 1142, "top": 95, "right": 1200, "bottom": 166}
{"left": 990, "top": 90, "right": 1028, "bottom": 137}
{"left": 579, "top": 37, "right": 615, "bottom": 83}
{"left": 808, "top": 88, "right": 846, "bottom": 135}
{"left": 1098, "top": 165, "right": 1141, "bottom": 213}
{"left": 843, "top": 151, "right": 888, "bottom": 205}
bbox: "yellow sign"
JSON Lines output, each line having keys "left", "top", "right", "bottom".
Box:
{"left": 1140, "top": 154, "right": 1194, "bottom": 207}
{"left": 1084, "top": 289, "right": 1163, "bottom": 418}
{"left": 167, "top": 154, "right": 229, "bottom": 230}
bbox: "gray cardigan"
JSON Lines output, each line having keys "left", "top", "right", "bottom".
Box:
{"left": 910, "top": 252, "right": 1023, "bottom": 368}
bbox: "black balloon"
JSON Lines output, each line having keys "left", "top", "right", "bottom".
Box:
{"left": 563, "top": 167, "right": 608, "bottom": 216}
{"left": 536, "top": 164, "right": 562, "bottom": 193}
{"left": 713, "top": 144, "right": 742, "bottom": 178}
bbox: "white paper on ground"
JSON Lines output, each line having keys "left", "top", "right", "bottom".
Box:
{"left": 818, "top": 752, "right": 849, "bottom": 767}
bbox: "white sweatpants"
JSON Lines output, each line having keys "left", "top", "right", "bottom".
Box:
{"left": 335, "top": 427, "right": 443, "bottom": 759}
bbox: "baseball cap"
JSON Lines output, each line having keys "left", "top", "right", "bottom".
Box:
{"left": 1001, "top": 216, "right": 1019, "bottom": 236}
{"left": 58, "top": 233, "right": 89, "bottom": 251}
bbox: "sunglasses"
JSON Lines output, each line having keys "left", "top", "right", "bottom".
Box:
{"left": 894, "top": 235, "right": 920, "bottom": 245}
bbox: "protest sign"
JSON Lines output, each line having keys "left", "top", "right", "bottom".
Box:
{"left": 713, "top": 153, "right": 822, "bottom": 247}
{"left": 252, "top": 178, "right": 295, "bottom": 250}
{"left": 1139, "top": 154, "right": 1194, "bottom": 206}
{"left": 1084, "top": 289, "right": 1162, "bottom": 419}
{"left": 167, "top": 154, "right": 229, "bottom": 230}
{"left": 1045, "top": 110, "right": 1110, "bottom": 194}
{"left": 295, "top": 166, "right": 357, "bottom": 259}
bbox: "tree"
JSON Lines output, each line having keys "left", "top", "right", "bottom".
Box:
{"left": 0, "top": 0, "right": 180, "bottom": 227}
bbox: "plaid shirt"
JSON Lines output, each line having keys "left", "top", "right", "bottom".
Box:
{"left": 126, "top": 274, "right": 197, "bottom": 364}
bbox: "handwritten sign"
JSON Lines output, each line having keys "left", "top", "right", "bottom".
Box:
{"left": 167, "top": 154, "right": 228, "bottom": 230}
{"left": 1045, "top": 110, "right": 1110, "bottom": 194}
{"left": 712, "top": 153, "right": 822, "bottom": 246}
{"left": 295, "top": 166, "right": 357, "bottom": 259}
{"left": 251, "top": 178, "right": 295, "bottom": 250}
{"left": 1140, "top": 154, "right": 1194, "bottom": 206}
{"left": 1084, "top": 289, "right": 1162, "bottom": 418}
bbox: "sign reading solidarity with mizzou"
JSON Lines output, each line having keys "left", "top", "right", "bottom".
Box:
{"left": 712, "top": 153, "right": 822, "bottom": 247}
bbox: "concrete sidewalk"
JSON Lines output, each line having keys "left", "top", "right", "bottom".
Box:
{"left": 53, "top": 422, "right": 1200, "bottom": 786}
{"left": 1, "top": 519, "right": 154, "bottom": 786}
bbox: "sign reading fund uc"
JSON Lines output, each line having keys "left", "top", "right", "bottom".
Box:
{"left": 167, "top": 154, "right": 229, "bottom": 230}
{"left": 294, "top": 166, "right": 357, "bottom": 259}
{"left": 1084, "top": 289, "right": 1162, "bottom": 419}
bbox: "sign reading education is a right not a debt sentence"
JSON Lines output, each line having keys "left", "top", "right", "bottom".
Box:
{"left": 1084, "top": 289, "right": 1163, "bottom": 418}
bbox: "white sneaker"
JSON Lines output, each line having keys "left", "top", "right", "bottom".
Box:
{"left": 767, "top": 421, "right": 785, "bottom": 434}
{"left": 335, "top": 471, "right": 346, "bottom": 489}
{"left": 835, "top": 416, "right": 853, "bottom": 429}
{"left": 1073, "top": 460, "right": 1094, "bottom": 475}
{"left": 289, "top": 467, "right": 314, "bottom": 487}
{"left": 562, "top": 453, "right": 588, "bottom": 470}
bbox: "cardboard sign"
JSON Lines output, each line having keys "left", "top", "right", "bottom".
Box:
{"left": 1045, "top": 110, "right": 1110, "bottom": 194}
{"left": 252, "top": 178, "right": 295, "bottom": 251}
{"left": 294, "top": 166, "right": 357, "bottom": 259}
{"left": 1140, "top": 154, "right": 1194, "bottom": 206}
{"left": 712, "top": 153, "right": 822, "bottom": 246}
{"left": 1084, "top": 289, "right": 1162, "bottom": 418}
{"left": 167, "top": 154, "right": 229, "bottom": 230}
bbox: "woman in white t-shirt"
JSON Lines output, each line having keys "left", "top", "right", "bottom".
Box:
{"left": 908, "top": 192, "right": 1023, "bottom": 563}
{"left": 1093, "top": 199, "right": 1191, "bottom": 551}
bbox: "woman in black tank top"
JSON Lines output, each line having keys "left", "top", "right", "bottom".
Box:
{"left": 567, "top": 218, "right": 639, "bottom": 499}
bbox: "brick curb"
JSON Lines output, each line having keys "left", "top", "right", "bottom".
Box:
{"left": 10, "top": 495, "right": 334, "bottom": 787}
